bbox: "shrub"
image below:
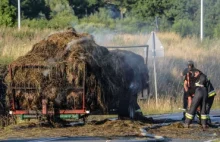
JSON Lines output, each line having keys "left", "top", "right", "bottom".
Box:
{"left": 115, "top": 17, "right": 152, "bottom": 33}
{"left": 21, "top": 19, "right": 48, "bottom": 29}
{"left": 0, "top": 0, "right": 16, "bottom": 26}
{"left": 213, "top": 24, "right": 220, "bottom": 38}
{"left": 79, "top": 8, "right": 115, "bottom": 30}
{"left": 172, "top": 19, "right": 196, "bottom": 37}
{"left": 21, "top": 10, "right": 78, "bottom": 30}
{"left": 48, "top": 10, "right": 78, "bottom": 29}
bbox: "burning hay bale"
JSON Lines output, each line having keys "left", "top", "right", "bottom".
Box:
{"left": 4, "top": 28, "right": 149, "bottom": 117}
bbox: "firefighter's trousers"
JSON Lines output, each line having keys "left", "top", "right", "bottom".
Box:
{"left": 206, "top": 96, "right": 215, "bottom": 123}
{"left": 182, "top": 90, "right": 188, "bottom": 119}
{"left": 185, "top": 87, "right": 208, "bottom": 126}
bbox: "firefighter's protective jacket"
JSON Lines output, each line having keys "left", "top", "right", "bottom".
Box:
{"left": 195, "top": 73, "right": 216, "bottom": 98}
{"left": 206, "top": 80, "right": 216, "bottom": 98}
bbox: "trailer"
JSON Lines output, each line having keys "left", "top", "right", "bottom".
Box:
{"left": 3, "top": 28, "right": 150, "bottom": 123}
{"left": 5, "top": 59, "right": 149, "bottom": 123}
{"left": 6, "top": 62, "right": 90, "bottom": 121}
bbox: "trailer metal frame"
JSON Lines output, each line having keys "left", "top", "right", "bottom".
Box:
{"left": 7, "top": 63, "right": 89, "bottom": 120}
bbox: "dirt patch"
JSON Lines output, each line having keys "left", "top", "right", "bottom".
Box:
{"left": 0, "top": 119, "right": 152, "bottom": 140}
{"left": 148, "top": 122, "right": 220, "bottom": 140}
{"left": 0, "top": 119, "right": 219, "bottom": 141}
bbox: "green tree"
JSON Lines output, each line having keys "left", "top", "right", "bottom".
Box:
{"left": 45, "top": 0, "right": 70, "bottom": 17}
{"left": 131, "top": 0, "right": 172, "bottom": 21}
{"left": 10, "top": 0, "right": 50, "bottom": 19}
{"left": 0, "top": 0, "right": 16, "bottom": 26}
{"left": 68, "top": 0, "right": 105, "bottom": 18}
{"left": 21, "top": 0, "right": 50, "bottom": 19}
{"left": 164, "top": 0, "right": 200, "bottom": 34}
{"left": 203, "top": 0, "right": 220, "bottom": 37}
{"left": 165, "top": 0, "right": 199, "bottom": 21}
{"left": 102, "top": 0, "right": 138, "bottom": 19}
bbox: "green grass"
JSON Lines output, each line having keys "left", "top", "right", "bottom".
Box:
{"left": 0, "top": 57, "right": 14, "bottom": 65}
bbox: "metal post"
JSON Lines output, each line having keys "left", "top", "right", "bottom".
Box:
{"left": 144, "top": 45, "right": 149, "bottom": 65}
{"left": 144, "top": 47, "right": 147, "bottom": 64}
{"left": 83, "top": 63, "right": 86, "bottom": 111}
{"left": 42, "top": 99, "right": 47, "bottom": 115}
{"left": 152, "top": 32, "right": 158, "bottom": 107}
{"left": 155, "top": 16, "right": 158, "bottom": 32}
{"left": 18, "top": 0, "right": 21, "bottom": 30}
{"left": 200, "top": 0, "right": 203, "bottom": 41}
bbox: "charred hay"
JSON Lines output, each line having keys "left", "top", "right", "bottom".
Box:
{"left": 4, "top": 28, "right": 149, "bottom": 114}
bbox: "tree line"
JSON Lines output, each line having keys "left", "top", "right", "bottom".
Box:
{"left": 1, "top": 0, "right": 220, "bottom": 37}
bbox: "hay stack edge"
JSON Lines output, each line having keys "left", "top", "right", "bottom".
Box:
{"left": 4, "top": 28, "right": 149, "bottom": 116}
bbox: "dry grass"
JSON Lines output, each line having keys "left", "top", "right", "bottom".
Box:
{"left": 138, "top": 95, "right": 220, "bottom": 115}
{"left": 0, "top": 27, "right": 53, "bottom": 63}
{"left": 1, "top": 27, "right": 220, "bottom": 114}
{"left": 138, "top": 96, "right": 183, "bottom": 115}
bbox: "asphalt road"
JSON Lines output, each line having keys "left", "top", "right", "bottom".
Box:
{"left": 2, "top": 110, "right": 220, "bottom": 142}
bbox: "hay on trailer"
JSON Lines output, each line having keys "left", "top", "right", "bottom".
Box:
{"left": 4, "top": 28, "right": 107, "bottom": 111}
{"left": 4, "top": 28, "right": 149, "bottom": 115}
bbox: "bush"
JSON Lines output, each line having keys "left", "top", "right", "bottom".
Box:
{"left": 78, "top": 9, "right": 155, "bottom": 34}
{"left": 213, "top": 24, "right": 220, "bottom": 38}
{"left": 115, "top": 17, "right": 153, "bottom": 33}
{"left": 158, "top": 16, "right": 173, "bottom": 32}
{"left": 172, "top": 19, "right": 197, "bottom": 37}
{"left": 21, "top": 19, "right": 48, "bottom": 29}
{"left": 0, "top": 0, "right": 16, "bottom": 27}
{"left": 48, "top": 10, "right": 78, "bottom": 29}
{"left": 21, "top": 10, "right": 78, "bottom": 29}
{"left": 79, "top": 8, "right": 116, "bottom": 30}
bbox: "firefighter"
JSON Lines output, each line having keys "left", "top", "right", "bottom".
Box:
{"left": 185, "top": 69, "right": 208, "bottom": 129}
{"left": 181, "top": 60, "right": 196, "bottom": 120}
{"left": 195, "top": 77, "right": 216, "bottom": 126}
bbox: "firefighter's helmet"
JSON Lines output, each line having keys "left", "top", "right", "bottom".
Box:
{"left": 187, "top": 60, "right": 194, "bottom": 68}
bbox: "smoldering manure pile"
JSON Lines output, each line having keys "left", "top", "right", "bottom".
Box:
{"left": 4, "top": 28, "right": 149, "bottom": 113}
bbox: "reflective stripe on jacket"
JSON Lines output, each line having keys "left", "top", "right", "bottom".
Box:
{"left": 206, "top": 80, "right": 216, "bottom": 97}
